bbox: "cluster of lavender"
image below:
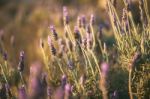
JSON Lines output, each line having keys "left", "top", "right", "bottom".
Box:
{"left": 108, "top": 0, "right": 150, "bottom": 99}
{"left": 0, "top": 0, "right": 149, "bottom": 99}
{"left": 39, "top": 5, "right": 111, "bottom": 99}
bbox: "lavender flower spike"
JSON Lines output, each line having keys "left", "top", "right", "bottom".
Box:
{"left": 49, "top": 25, "right": 58, "bottom": 40}
{"left": 48, "top": 36, "right": 56, "bottom": 56}
{"left": 18, "top": 85, "right": 27, "bottom": 99}
{"left": 101, "top": 62, "right": 109, "bottom": 77}
{"left": 61, "top": 74, "right": 67, "bottom": 88}
{"left": 90, "top": 14, "right": 95, "bottom": 25}
{"left": 18, "top": 51, "right": 25, "bottom": 72}
{"left": 63, "top": 6, "right": 69, "bottom": 25}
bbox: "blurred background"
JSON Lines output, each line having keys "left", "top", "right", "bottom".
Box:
{"left": 0, "top": 0, "right": 149, "bottom": 69}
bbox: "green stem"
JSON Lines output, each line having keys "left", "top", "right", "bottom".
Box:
{"left": 19, "top": 72, "right": 25, "bottom": 85}
{"left": 0, "top": 64, "right": 8, "bottom": 83}
{"left": 128, "top": 69, "right": 133, "bottom": 99}
{"left": 55, "top": 58, "right": 65, "bottom": 74}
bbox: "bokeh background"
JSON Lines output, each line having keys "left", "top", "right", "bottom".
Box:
{"left": 0, "top": 0, "right": 150, "bottom": 69}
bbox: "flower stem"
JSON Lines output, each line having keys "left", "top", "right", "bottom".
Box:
{"left": 128, "top": 69, "right": 133, "bottom": 99}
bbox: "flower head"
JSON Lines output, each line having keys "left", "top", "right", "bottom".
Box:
{"left": 61, "top": 74, "right": 67, "bottom": 88}
{"left": 63, "top": 6, "right": 69, "bottom": 25}
{"left": 101, "top": 62, "right": 109, "bottom": 76}
{"left": 18, "top": 85, "right": 27, "bottom": 99}
{"left": 18, "top": 51, "right": 25, "bottom": 72}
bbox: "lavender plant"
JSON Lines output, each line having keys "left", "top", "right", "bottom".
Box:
{"left": 107, "top": 0, "right": 150, "bottom": 98}
{"left": 0, "top": 1, "right": 149, "bottom": 99}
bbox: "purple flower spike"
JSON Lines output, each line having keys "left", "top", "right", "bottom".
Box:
{"left": 67, "top": 60, "right": 74, "bottom": 70}
{"left": 64, "top": 83, "right": 72, "bottom": 99}
{"left": 20, "top": 51, "right": 25, "bottom": 60}
{"left": 48, "top": 36, "right": 56, "bottom": 55}
{"left": 3, "top": 52, "right": 7, "bottom": 61}
{"left": 86, "top": 24, "right": 91, "bottom": 34}
{"left": 49, "top": 25, "right": 58, "bottom": 40}
{"left": 81, "top": 15, "right": 86, "bottom": 28}
{"left": 101, "top": 62, "right": 109, "bottom": 76}
{"left": 47, "top": 86, "right": 52, "bottom": 96}
{"left": 65, "top": 83, "right": 72, "bottom": 97}
{"left": 63, "top": 6, "right": 69, "bottom": 25}
{"left": 77, "top": 16, "right": 82, "bottom": 28}
{"left": 18, "top": 51, "right": 25, "bottom": 72}
{"left": 61, "top": 75, "right": 67, "bottom": 88}
{"left": 90, "top": 14, "right": 95, "bottom": 25}
{"left": 18, "top": 85, "right": 27, "bottom": 99}
{"left": 63, "top": 6, "right": 68, "bottom": 13}
{"left": 74, "top": 26, "right": 81, "bottom": 41}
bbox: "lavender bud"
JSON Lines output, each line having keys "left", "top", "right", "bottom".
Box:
{"left": 90, "top": 14, "right": 95, "bottom": 25}
{"left": 81, "top": 15, "right": 86, "bottom": 28}
{"left": 18, "top": 85, "right": 27, "bottom": 99}
{"left": 122, "top": 8, "right": 127, "bottom": 21}
{"left": 48, "top": 36, "right": 56, "bottom": 56}
{"left": 47, "top": 86, "right": 52, "bottom": 97}
{"left": 41, "top": 73, "right": 47, "bottom": 87}
{"left": 18, "top": 51, "right": 25, "bottom": 72}
{"left": 29, "top": 62, "right": 42, "bottom": 77}
{"left": 3, "top": 52, "right": 7, "bottom": 61}
{"left": 86, "top": 24, "right": 91, "bottom": 34}
{"left": 63, "top": 6, "right": 69, "bottom": 25}
{"left": 49, "top": 25, "right": 58, "bottom": 40}
{"left": 101, "top": 62, "right": 109, "bottom": 77}
{"left": 61, "top": 75, "right": 67, "bottom": 88}
{"left": 20, "top": 51, "right": 25, "bottom": 61}
{"left": 77, "top": 16, "right": 82, "bottom": 28}
{"left": 65, "top": 84, "right": 71, "bottom": 93}
{"left": 67, "top": 60, "right": 74, "bottom": 70}
{"left": 65, "top": 83, "right": 72, "bottom": 98}
{"left": 74, "top": 26, "right": 81, "bottom": 42}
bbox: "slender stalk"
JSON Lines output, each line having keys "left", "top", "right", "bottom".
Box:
{"left": 100, "top": 75, "right": 108, "bottom": 99}
{"left": 19, "top": 72, "right": 25, "bottom": 85}
{"left": 41, "top": 48, "right": 52, "bottom": 80}
{"left": 128, "top": 69, "right": 133, "bottom": 99}
{"left": 0, "top": 64, "right": 8, "bottom": 83}
{"left": 82, "top": 49, "right": 95, "bottom": 77}
{"left": 55, "top": 57, "right": 65, "bottom": 74}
